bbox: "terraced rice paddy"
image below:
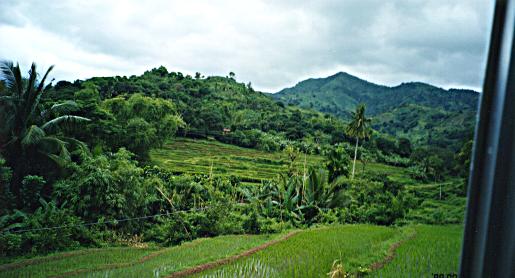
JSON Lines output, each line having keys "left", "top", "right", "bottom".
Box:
{"left": 0, "top": 225, "right": 463, "bottom": 277}
{"left": 150, "top": 138, "right": 414, "bottom": 185}
{"left": 150, "top": 138, "right": 324, "bottom": 182}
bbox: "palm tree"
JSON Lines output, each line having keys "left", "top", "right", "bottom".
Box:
{"left": 346, "top": 104, "right": 371, "bottom": 179}
{"left": 0, "top": 61, "right": 90, "bottom": 197}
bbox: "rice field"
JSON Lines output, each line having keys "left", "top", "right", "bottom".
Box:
{"left": 371, "top": 225, "right": 463, "bottom": 277}
{"left": 0, "top": 225, "right": 463, "bottom": 277}
{"left": 150, "top": 138, "right": 324, "bottom": 182}
{"left": 0, "top": 234, "right": 279, "bottom": 278}
{"left": 150, "top": 138, "right": 414, "bottom": 184}
{"left": 195, "top": 225, "right": 412, "bottom": 277}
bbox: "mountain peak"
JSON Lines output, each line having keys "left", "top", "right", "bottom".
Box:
{"left": 272, "top": 72, "right": 479, "bottom": 116}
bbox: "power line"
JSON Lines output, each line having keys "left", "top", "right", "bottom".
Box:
{"left": 1, "top": 206, "right": 210, "bottom": 235}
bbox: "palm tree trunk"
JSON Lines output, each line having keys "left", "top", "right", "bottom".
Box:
{"left": 351, "top": 137, "right": 359, "bottom": 179}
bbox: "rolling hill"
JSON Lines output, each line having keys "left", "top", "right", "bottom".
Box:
{"left": 273, "top": 72, "right": 480, "bottom": 150}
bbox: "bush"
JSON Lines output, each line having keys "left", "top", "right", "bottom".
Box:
{"left": 0, "top": 157, "right": 13, "bottom": 215}
{"left": 53, "top": 148, "right": 150, "bottom": 233}
{"left": 20, "top": 175, "right": 46, "bottom": 212}
{"left": 0, "top": 200, "right": 92, "bottom": 256}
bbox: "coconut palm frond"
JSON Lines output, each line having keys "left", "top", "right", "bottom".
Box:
{"left": 45, "top": 153, "right": 71, "bottom": 168}
{"left": 39, "top": 136, "right": 71, "bottom": 161}
{"left": 0, "top": 60, "right": 16, "bottom": 91}
{"left": 41, "top": 115, "right": 90, "bottom": 132}
{"left": 21, "top": 125, "right": 45, "bottom": 147}
{"left": 50, "top": 100, "right": 80, "bottom": 114}
{"left": 27, "top": 64, "right": 55, "bottom": 122}
{"left": 61, "top": 136, "right": 90, "bottom": 155}
{"left": 346, "top": 104, "right": 371, "bottom": 139}
{"left": 36, "top": 64, "right": 54, "bottom": 93}
{"left": 25, "top": 63, "right": 38, "bottom": 105}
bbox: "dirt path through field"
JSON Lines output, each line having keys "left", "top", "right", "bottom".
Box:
{"left": 369, "top": 229, "right": 417, "bottom": 271}
{"left": 165, "top": 230, "right": 300, "bottom": 278}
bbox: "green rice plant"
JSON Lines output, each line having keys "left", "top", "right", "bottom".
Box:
{"left": 0, "top": 234, "right": 279, "bottom": 278}
{"left": 77, "top": 233, "right": 281, "bottom": 277}
{"left": 151, "top": 138, "right": 415, "bottom": 186}
{"left": 0, "top": 247, "right": 159, "bottom": 277}
{"left": 371, "top": 225, "right": 463, "bottom": 277}
{"left": 196, "top": 225, "right": 409, "bottom": 277}
{"left": 150, "top": 138, "right": 324, "bottom": 182}
{"left": 202, "top": 259, "right": 279, "bottom": 278}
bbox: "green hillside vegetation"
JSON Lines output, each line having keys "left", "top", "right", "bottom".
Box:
{"left": 274, "top": 72, "right": 478, "bottom": 117}
{"left": 372, "top": 103, "right": 476, "bottom": 150}
{"left": 45, "top": 67, "right": 350, "bottom": 154}
{"left": 273, "top": 72, "right": 478, "bottom": 152}
{"left": 0, "top": 61, "right": 468, "bottom": 277}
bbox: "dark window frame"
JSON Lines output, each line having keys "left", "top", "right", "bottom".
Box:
{"left": 460, "top": 0, "right": 515, "bottom": 277}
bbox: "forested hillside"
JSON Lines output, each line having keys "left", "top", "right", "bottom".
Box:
{"left": 0, "top": 62, "right": 469, "bottom": 274}
{"left": 273, "top": 72, "right": 479, "bottom": 151}
{"left": 45, "top": 67, "right": 350, "bottom": 154}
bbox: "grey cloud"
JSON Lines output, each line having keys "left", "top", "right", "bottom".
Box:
{"left": 0, "top": 0, "right": 494, "bottom": 92}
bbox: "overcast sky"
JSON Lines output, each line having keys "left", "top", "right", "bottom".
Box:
{"left": 0, "top": 0, "right": 494, "bottom": 92}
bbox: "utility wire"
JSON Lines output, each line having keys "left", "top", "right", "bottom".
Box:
{"left": 1, "top": 206, "right": 210, "bottom": 235}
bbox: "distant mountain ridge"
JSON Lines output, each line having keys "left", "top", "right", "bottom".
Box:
{"left": 273, "top": 72, "right": 479, "bottom": 117}
{"left": 273, "top": 72, "right": 480, "bottom": 150}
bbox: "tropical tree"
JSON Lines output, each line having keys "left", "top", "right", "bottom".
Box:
{"left": 346, "top": 104, "right": 371, "bottom": 179}
{"left": 0, "top": 61, "right": 90, "bottom": 199}
{"left": 324, "top": 144, "right": 350, "bottom": 182}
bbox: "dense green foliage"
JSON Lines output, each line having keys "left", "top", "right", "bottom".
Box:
{"left": 274, "top": 72, "right": 478, "bottom": 119}
{"left": 46, "top": 67, "right": 349, "bottom": 153}
{"left": 0, "top": 60, "right": 468, "bottom": 277}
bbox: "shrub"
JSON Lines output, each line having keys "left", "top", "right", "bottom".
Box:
{"left": 0, "top": 200, "right": 92, "bottom": 256}
{"left": 20, "top": 175, "right": 46, "bottom": 212}
{"left": 53, "top": 148, "right": 150, "bottom": 233}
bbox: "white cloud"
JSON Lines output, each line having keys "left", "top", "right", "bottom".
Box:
{"left": 0, "top": 0, "right": 494, "bottom": 92}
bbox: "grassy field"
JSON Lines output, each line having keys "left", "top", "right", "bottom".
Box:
{"left": 195, "top": 225, "right": 411, "bottom": 277}
{"left": 372, "top": 225, "right": 463, "bottom": 277}
{"left": 150, "top": 138, "right": 324, "bottom": 182}
{"left": 0, "top": 234, "right": 280, "bottom": 278}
